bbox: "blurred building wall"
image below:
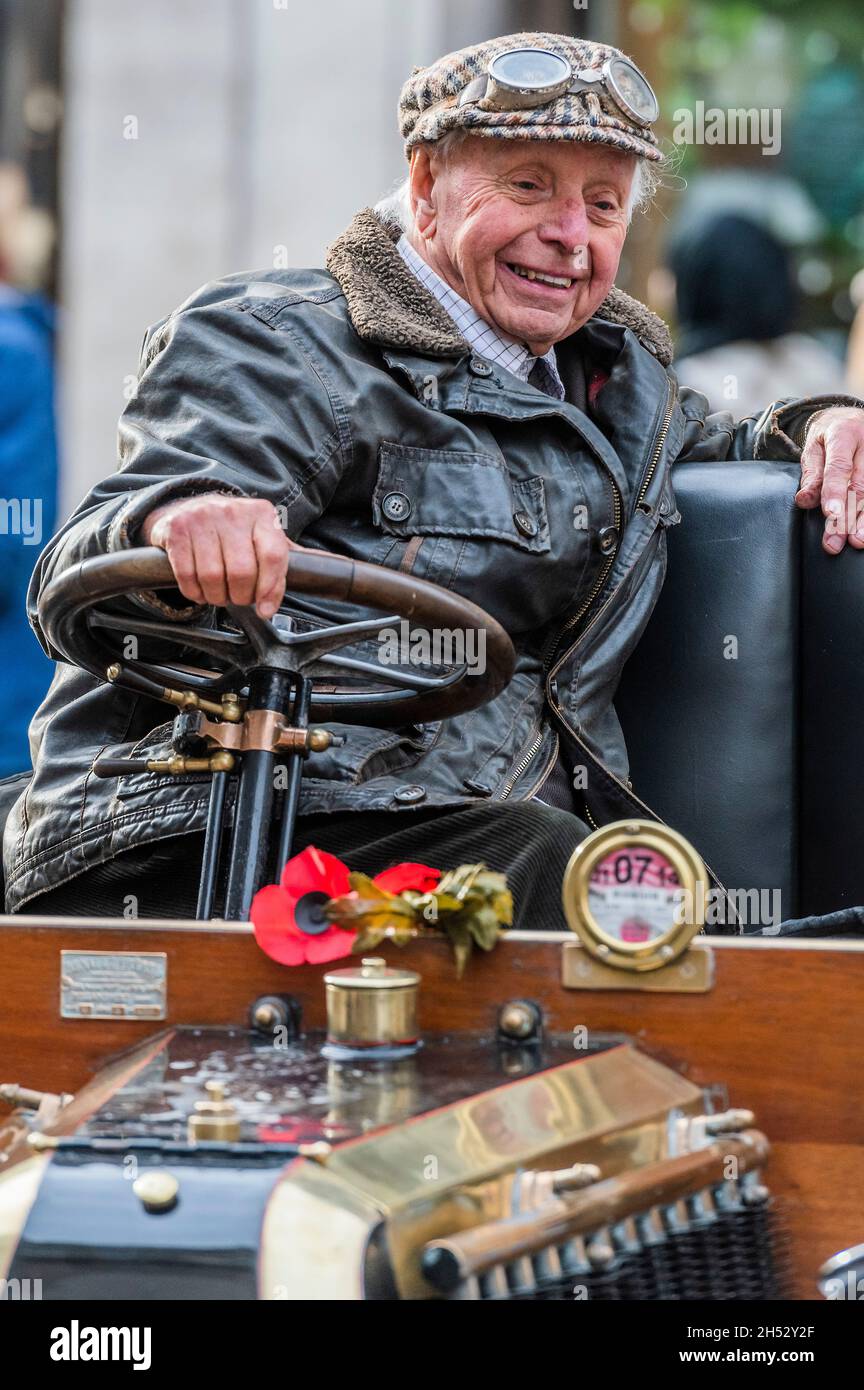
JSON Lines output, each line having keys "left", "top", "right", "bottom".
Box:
{"left": 59, "top": 0, "right": 506, "bottom": 515}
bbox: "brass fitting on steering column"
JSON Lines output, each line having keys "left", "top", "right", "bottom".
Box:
{"left": 143, "top": 751, "right": 235, "bottom": 775}
{"left": 106, "top": 664, "right": 244, "bottom": 722}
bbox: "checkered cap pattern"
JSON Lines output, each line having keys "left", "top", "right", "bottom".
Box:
{"left": 399, "top": 31, "right": 662, "bottom": 163}
{"left": 397, "top": 234, "right": 565, "bottom": 399}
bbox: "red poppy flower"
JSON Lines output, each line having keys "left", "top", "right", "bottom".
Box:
{"left": 250, "top": 847, "right": 440, "bottom": 966}
{"left": 251, "top": 846, "right": 356, "bottom": 965}
{"left": 373, "top": 862, "right": 441, "bottom": 894}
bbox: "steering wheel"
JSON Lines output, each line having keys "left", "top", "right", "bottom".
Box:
{"left": 38, "top": 546, "right": 517, "bottom": 727}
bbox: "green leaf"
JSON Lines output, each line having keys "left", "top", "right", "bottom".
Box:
{"left": 346, "top": 872, "right": 395, "bottom": 902}
{"left": 352, "top": 926, "right": 388, "bottom": 953}
{"left": 468, "top": 904, "right": 502, "bottom": 952}
{"left": 431, "top": 892, "right": 464, "bottom": 915}
{"left": 443, "top": 921, "right": 473, "bottom": 979}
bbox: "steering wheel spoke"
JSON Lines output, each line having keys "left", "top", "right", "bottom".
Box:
{"left": 89, "top": 607, "right": 252, "bottom": 669}
{"left": 228, "top": 604, "right": 406, "bottom": 670}
{"left": 307, "top": 651, "right": 466, "bottom": 692}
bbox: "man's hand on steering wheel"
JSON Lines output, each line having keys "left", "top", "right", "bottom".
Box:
{"left": 141, "top": 493, "right": 302, "bottom": 619}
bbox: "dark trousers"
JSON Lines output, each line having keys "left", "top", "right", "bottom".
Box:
{"left": 17, "top": 800, "right": 593, "bottom": 930}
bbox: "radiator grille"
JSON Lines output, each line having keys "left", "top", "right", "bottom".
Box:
{"left": 457, "top": 1180, "right": 786, "bottom": 1302}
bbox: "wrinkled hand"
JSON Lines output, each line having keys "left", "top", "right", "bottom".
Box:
{"left": 141, "top": 493, "right": 302, "bottom": 618}
{"left": 795, "top": 407, "right": 864, "bottom": 554}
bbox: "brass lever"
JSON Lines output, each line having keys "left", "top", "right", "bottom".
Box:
{"left": 93, "top": 751, "right": 235, "bottom": 778}
{"left": 106, "top": 664, "right": 244, "bottom": 722}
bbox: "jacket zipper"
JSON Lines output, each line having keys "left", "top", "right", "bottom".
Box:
{"left": 498, "top": 725, "right": 562, "bottom": 801}
{"left": 542, "top": 382, "right": 681, "bottom": 830}
{"left": 542, "top": 381, "right": 676, "bottom": 681}
{"left": 634, "top": 378, "right": 675, "bottom": 512}
{"left": 496, "top": 403, "right": 653, "bottom": 801}
{"left": 499, "top": 726, "right": 545, "bottom": 800}
{"left": 491, "top": 381, "right": 676, "bottom": 806}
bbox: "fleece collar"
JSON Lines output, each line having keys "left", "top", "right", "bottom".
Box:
{"left": 325, "top": 207, "right": 673, "bottom": 367}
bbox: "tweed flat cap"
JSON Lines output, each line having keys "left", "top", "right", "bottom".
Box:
{"left": 399, "top": 31, "right": 662, "bottom": 163}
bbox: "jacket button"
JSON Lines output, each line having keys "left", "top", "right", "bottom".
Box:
{"left": 393, "top": 783, "right": 427, "bottom": 804}
{"left": 382, "top": 491, "right": 412, "bottom": 522}
{"left": 513, "top": 510, "right": 538, "bottom": 538}
{"left": 597, "top": 525, "right": 618, "bottom": 555}
{"left": 469, "top": 356, "right": 493, "bottom": 377}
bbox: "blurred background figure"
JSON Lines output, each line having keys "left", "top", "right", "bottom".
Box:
{"left": 0, "top": 160, "right": 57, "bottom": 777}
{"left": 666, "top": 212, "right": 846, "bottom": 416}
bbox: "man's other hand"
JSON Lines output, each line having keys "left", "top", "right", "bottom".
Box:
{"left": 795, "top": 406, "right": 864, "bottom": 554}
{"left": 140, "top": 494, "right": 299, "bottom": 618}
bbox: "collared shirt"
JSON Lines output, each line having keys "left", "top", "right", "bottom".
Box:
{"left": 397, "top": 234, "right": 566, "bottom": 400}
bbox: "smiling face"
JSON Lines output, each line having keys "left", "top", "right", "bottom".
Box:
{"left": 407, "top": 135, "right": 636, "bottom": 356}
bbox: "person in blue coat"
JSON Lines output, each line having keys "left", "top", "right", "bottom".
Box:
{"left": 0, "top": 280, "right": 58, "bottom": 777}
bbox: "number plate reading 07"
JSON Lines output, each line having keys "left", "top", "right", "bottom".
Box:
{"left": 59, "top": 951, "right": 167, "bottom": 1020}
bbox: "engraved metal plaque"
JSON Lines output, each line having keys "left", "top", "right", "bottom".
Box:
{"left": 60, "top": 950, "right": 167, "bottom": 1021}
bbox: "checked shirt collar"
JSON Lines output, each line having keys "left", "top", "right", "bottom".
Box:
{"left": 397, "top": 234, "right": 566, "bottom": 400}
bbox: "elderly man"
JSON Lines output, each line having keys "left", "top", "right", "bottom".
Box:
{"left": 5, "top": 32, "right": 863, "bottom": 923}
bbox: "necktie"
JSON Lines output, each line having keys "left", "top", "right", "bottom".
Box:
{"left": 528, "top": 356, "right": 565, "bottom": 400}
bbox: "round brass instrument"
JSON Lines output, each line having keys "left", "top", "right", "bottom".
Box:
{"left": 561, "top": 820, "right": 708, "bottom": 972}
{"left": 324, "top": 957, "right": 421, "bottom": 1049}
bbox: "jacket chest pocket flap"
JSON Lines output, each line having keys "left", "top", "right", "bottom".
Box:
{"left": 373, "top": 443, "right": 550, "bottom": 553}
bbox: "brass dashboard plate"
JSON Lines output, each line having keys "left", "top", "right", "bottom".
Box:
{"left": 561, "top": 939, "right": 714, "bottom": 993}
{"left": 59, "top": 950, "right": 167, "bottom": 1020}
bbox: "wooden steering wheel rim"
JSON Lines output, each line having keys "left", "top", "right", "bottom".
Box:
{"left": 38, "top": 545, "right": 518, "bottom": 726}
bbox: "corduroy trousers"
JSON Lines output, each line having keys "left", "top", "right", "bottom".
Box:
{"left": 21, "top": 800, "right": 592, "bottom": 928}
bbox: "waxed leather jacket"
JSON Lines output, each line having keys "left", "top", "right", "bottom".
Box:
{"left": 4, "top": 208, "right": 854, "bottom": 911}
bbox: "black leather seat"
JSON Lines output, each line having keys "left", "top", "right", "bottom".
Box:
{"left": 616, "top": 461, "right": 864, "bottom": 923}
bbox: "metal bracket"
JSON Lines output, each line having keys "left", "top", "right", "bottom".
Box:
{"left": 561, "top": 940, "right": 715, "bottom": 993}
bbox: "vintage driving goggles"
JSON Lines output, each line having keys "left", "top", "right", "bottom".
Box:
{"left": 457, "top": 47, "right": 659, "bottom": 128}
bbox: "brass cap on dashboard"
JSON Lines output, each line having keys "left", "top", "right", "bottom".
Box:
{"left": 324, "top": 957, "right": 421, "bottom": 1049}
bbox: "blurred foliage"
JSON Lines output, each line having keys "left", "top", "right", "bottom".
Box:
{"left": 632, "top": 0, "right": 864, "bottom": 332}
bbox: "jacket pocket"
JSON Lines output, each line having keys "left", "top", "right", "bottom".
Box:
{"left": 372, "top": 443, "right": 550, "bottom": 554}
{"left": 299, "top": 720, "right": 441, "bottom": 786}
{"left": 112, "top": 720, "right": 215, "bottom": 799}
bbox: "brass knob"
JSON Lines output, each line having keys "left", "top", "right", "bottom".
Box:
{"left": 133, "top": 1170, "right": 180, "bottom": 1213}
{"left": 187, "top": 1079, "right": 241, "bottom": 1143}
{"left": 497, "top": 1000, "right": 541, "bottom": 1041}
{"left": 254, "top": 1003, "right": 278, "bottom": 1030}
{"left": 221, "top": 693, "right": 243, "bottom": 722}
